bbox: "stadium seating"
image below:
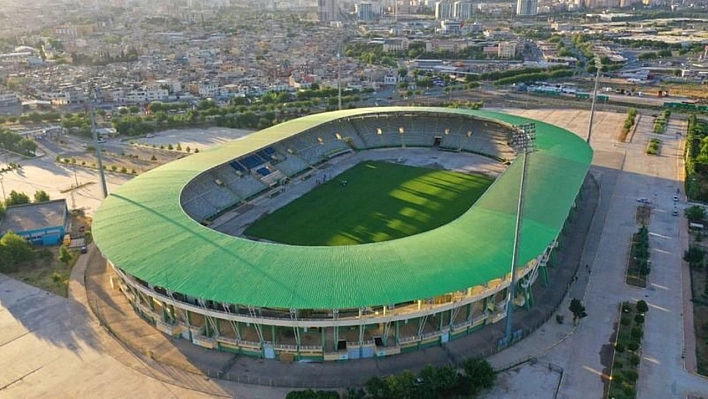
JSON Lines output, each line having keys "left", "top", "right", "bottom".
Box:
{"left": 227, "top": 175, "right": 268, "bottom": 200}
{"left": 240, "top": 154, "right": 267, "bottom": 170}
{"left": 181, "top": 112, "right": 515, "bottom": 223}
{"left": 274, "top": 154, "right": 310, "bottom": 177}
{"left": 182, "top": 196, "right": 217, "bottom": 221}
{"left": 202, "top": 185, "right": 240, "bottom": 210}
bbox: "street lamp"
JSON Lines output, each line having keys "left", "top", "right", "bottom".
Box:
{"left": 504, "top": 123, "right": 537, "bottom": 347}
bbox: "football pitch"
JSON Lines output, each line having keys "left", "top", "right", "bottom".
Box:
{"left": 244, "top": 161, "right": 494, "bottom": 246}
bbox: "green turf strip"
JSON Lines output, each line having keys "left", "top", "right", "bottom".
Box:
{"left": 244, "top": 161, "right": 494, "bottom": 246}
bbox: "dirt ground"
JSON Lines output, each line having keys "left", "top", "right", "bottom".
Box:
{"left": 7, "top": 246, "right": 80, "bottom": 297}
{"left": 58, "top": 145, "right": 185, "bottom": 176}
{"left": 636, "top": 204, "right": 651, "bottom": 225}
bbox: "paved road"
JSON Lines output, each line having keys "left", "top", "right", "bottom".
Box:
{"left": 501, "top": 109, "right": 708, "bottom": 398}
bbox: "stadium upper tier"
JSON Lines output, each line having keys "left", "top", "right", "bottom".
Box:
{"left": 92, "top": 107, "right": 593, "bottom": 310}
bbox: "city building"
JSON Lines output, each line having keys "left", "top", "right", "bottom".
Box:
{"left": 498, "top": 41, "right": 518, "bottom": 59}
{"left": 435, "top": 0, "right": 455, "bottom": 20}
{"left": 0, "top": 91, "right": 18, "bottom": 106}
{"left": 356, "top": 2, "right": 375, "bottom": 21}
{"left": 318, "top": 0, "right": 338, "bottom": 22}
{"left": 440, "top": 20, "right": 462, "bottom": 34}
{"left": 516, "top": 0, "right": 538, "bottom": 16}
{"left": 454, "top": 0, "right": 474, "bottom": 20}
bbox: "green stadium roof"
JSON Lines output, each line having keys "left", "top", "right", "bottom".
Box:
{"left": 92, "top": 107, "right": 593, "bottom": 310}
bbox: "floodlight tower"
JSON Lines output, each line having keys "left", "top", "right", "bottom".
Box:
{"left": 504, "top": 123, "right": 537, "bottom": 347}
{"left": 586, "top": 56, "right": 602, "bottom": 144}
{"left": 337, "top": 47, "right": 343, "bottom": 111}
{"left": 90, "top": 87, "right": 108, "bottom": 199}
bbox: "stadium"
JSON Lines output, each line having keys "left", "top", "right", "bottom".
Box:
{"left": 92, "top": 106, "right": 592, "bottom": 362}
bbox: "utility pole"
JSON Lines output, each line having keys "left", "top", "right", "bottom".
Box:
{"left": 586, "top": 56, "right": 602, "bottom": 144}
{"left": 504, "top": 123, "right": 537, "bottom": 347}
{"left": 90, "top": 87, "right": 108, "bottom": 198}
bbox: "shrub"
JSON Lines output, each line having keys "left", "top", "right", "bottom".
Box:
{"left": 621, "top": 317, "right": 631, "bottom": 326}
{"left": 636, "top": 300, "right": 649, "bottom": 313}
{"left": 631, "top": 327, "right": 643, "bottom": 340}
{"left": 630, "top": 354, "right": 640, "bottom": 365}
{"left": 615, "top": 342, "right": 625, "bottom": 353}
{"left": 623, "top": 369, "right": 638, "bottom": 382}
{"left": 622, "top": 303, "right": 633, "bottom": 313}
{"left": 612, "top": 373, "right": 624, "bottom": 384}
{"left": 120, "top": 167, "right": 127, "bottom": 173}
{"left": 634, "top": 314, "right": 644, "bottom": 324}
{"left": 111, "top": 165, "right": 118, "bottom": 172}
{"left": 151, "top": 154, "right": 157, "bottom": 161}
{"left": 624, "top": 386, "right": 635, "bottom": 396}
{"left": 614, "top": 361, "right": 623, "bottom": 369}
{"left": 628, "top": 341, "right": 640, "bottom": 351}
{"left": 168, "top": 144, "right": 174, "bottom": 150}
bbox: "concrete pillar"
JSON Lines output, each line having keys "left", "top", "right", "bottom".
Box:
{"left": 540, "top": 266, "right": 549, "bottom": 287}
{"left": 395, "top": 321, "right": 400, "bottom": 345}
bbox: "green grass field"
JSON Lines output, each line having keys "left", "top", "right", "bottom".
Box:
{"left": 244, "top": 161, "right": 494, "bottom": 246}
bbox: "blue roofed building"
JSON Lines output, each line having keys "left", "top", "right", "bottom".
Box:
{"left": 0, "top": 199, "right": 69, "bottom": 245}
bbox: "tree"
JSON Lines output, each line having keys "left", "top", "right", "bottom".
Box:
{"left": 685, "top": 205, "right": 705, "bottom": 223}
{"left": 5, "top": 190, "right": 30, "bottom": 207}
{"left": 58, "top": 245, "right": 72, "bottom": 266}
{"left": 33, "top": 190, "right": 50, "bottom": 203}
{"left": 463, "top": 357, "right": 496, "bottom": 394}
{"left": 636, "top": 300, "right": 649, "bottom": 313}
{"left": 397, "top": 67, "right": 408, "bottom": 78}
{"left": 0, "top": 231, "right": 34, "bottom": 268}
{"left": 569, "top": 298, "right": 587, "bottom": 324}
{"left": 365, "top": 376, "right": 390, "bottom": 399}
{"left": 684, "top": 246, "right": 705, "bottom": 268}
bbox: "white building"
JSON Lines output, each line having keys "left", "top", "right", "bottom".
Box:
{"left": 435, "top": 0, "right": 455, "bottom": 20}
{"left": 516, "top": 0, "right": 538, "bottom": 16}
{"left": 440, "top": 20, "right": 462, "bottom": 34}
{"left": 454, "top": 0, "right": 474, "bottom": 19}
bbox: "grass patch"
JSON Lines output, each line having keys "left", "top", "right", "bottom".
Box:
{"left": 608, "top": 301, "right": 647, "bottom": 399}
{"left": 645, "top": 138, "right": 661, "bottom": 155}
{"left": 6, "top": 246, "right": 81, "bottom": 297}
{"left": 652, "top": 110, "right": 670, "bottom": 134}
{"left": 619, "top": 108, "right": 638, "bottom": 142}
{"left": 626, "top": 225, "right": 650, "bottom": 288}
{"left": 244, "top": 161, "right": 493, "bottom": 246}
